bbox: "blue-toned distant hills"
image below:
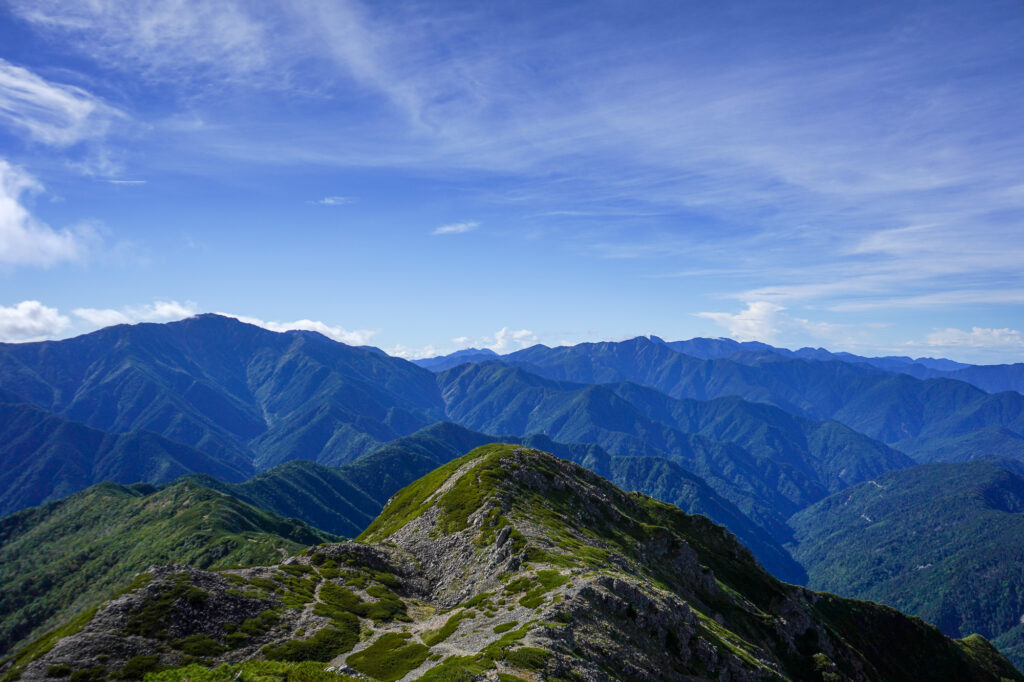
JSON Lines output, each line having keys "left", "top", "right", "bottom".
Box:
{"left": 2, "top": 315, "right": 1023, "bottom": 533}
{"left": 2, "top": 314, "right": 1023, "bottom": 539}
{"left": 420, "top": 334, "right": 1024, "bottom": 394}
{"left": 5, "top": 315, "right": 1024, "bottom": 666}
{"left": 412, "top": 347, "right": 499, "bottom": 371}
{"left": 426, "top": 336, "right": 1024, "bottom": 456}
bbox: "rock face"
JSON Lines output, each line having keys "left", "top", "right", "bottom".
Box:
{"left": 4, "top": 445, "right": 1022, "bottom": 682}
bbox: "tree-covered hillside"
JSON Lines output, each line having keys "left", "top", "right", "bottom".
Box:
{"left": 790, "top": 459, "right": 1024, "bottom": 666}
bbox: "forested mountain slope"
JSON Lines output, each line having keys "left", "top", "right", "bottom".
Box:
{"left": 790, "top": 459, "right": 1024, "bottom": 667}
{"left": 0, "top": 315, "right": 445, "bottom": 471}
{"left": 0, "top": 400, "right": 251, "bottom": 517}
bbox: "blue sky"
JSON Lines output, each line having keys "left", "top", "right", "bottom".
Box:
{"left": 0, "top": 0, "right": 1022, "bottom": 362}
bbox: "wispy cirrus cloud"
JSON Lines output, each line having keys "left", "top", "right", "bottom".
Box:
{"left": 9, "top": 1, "right": 272, "bottom": 86}
{"left": 313, "top": 196, "right": 353, "bottom": 206}
{"left": 291, "top": 3, "right": 1024, "bottom": 319}
{"left": 0, "top": 58, "right": 123, "bottom": 146}
{"left": 926, "top": 327, "right": 1024, "bottom": 350}
{"left": 8, "top": 1, "right": 1024, "bottom": 349}
{"left": 432, "top": 221, "right": 479, "bottom": 235}
{"left": 0, "top": 61, "right": 125, "bottom": 266}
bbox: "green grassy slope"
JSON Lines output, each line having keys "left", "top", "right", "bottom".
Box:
{"left": 0, "top": 479, "right": 335, "bottom": 658}
{"left": 359, "top": 444, "right": 1021, "bottom": 681}
{"left": 7, "top": 445, "right": 1019, "bottom": 681}
{"left": 194, "top": 422, "right": 805, "bottom": 582}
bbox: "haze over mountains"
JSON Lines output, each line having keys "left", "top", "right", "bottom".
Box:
{"left": 3, "top": 314, "right": 1024, "bottom": 671}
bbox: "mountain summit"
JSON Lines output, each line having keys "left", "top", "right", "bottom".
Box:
{"left": 7, "top": 445, "right": 1019, "bottom": 681}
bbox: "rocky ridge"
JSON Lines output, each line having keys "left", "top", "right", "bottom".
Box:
{"left": 4, "top": 445, "right": 1021, "bottom": 681}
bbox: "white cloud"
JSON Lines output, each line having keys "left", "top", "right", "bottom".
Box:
{"left": 0, "top": 300, "right": 70, "bottom": 341}
{"left": 145, "top": 301, "right": 196, "bottom": 319}
{"left": 697, "top": 302, "right": 787, "bottom": 342}
{"left": 826, "top": 289, "right": 1024, "bottom": 313}
{"left": 314, "top": 196, "right": 352, "bottom": 206}
{"left": 73, "top": 307, "right": 130, "bottom": 327}
{"left": 108, "top": 179, "right": 147, "bottom": 186}
{"left": 0, "top": 161, "right": 89, "bottom": 267}
{"left": 65, "top": 147, "right": 126, "bottom": 179}
{"left": 697, "top": 301, "right": 861, "bottom": 347}
{"left": 384, "top": 343, "right": 441, "bottom": 360}
{"left": 383, "top": 327, "right": 539, "bottom": 360}
{"left": 222, "top": 314, "right": 376, "bottom": 346}
{"left": 926, "top": 327, "right": 1024, "bottom": 350}
{"left": 452, "top": 327, "right": 538, "bottom": 353}
{"left": 74, "top": 300, "right": 198, "bottom": 328}
{"left": 432, "top": 221, "right": 479, "bottom": 235}
{"left": 0, "top": 58, "right": 122, "bottom": 146}
{"left": 490, "top": 327, "right": 538, "bottom": 352}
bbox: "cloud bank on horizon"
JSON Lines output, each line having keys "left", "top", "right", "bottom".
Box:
{"left": 0, "top": 0, "right": 1021, "bottom": 362}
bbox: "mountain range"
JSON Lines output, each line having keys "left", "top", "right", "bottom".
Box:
{"left": 3, "top": 315, "right": 1024, "bottom": 673}
{"left": 421, "top": 335, "right": 1024, "bottom": 393}
{"left": 473, "top": 336, "right": 1024, "bottom": 453}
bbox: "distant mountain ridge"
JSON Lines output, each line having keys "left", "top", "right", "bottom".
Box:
{"left": 418, "top": 334, "right": 1024, "bottom": 394}
{"left": 0, "top": 317, "right": 918, "bottom": 516}
{"left": 2, "top": 316, "right": 1017, "bottom": 576}
{"left": 412, "top": 347, "right": 499, "bottom": 372}
{"left": 470, "top": 336, "right": 1024, "bottom": 460}
{"left": 0, "top": 314, "right": 446, "bottom": 471}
